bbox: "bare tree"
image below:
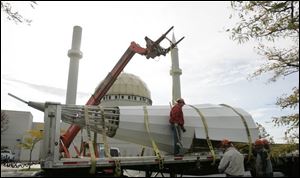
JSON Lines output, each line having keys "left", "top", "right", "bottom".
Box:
{"left": 256, "top": 122, "right": 274, "bottom": 143}
{"left": 1, "top": 1, "right": 37, "bottom": 25}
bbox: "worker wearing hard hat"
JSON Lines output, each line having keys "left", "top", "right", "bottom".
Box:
{"left": 261, "top": 138, "right": 271, "bottom": 152}
{"left": 218, "top": 139, "right": 245, "bottom": 177}
{"left": 253, "top": 138, "right": 273, "bottom": 177}
{"left": 169, "top": 98, "right": 186, "bottom": 156}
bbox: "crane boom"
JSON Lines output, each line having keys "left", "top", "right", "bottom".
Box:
{"left": 86, "top": 42, "right": 147, "bottom": 105}
{"left": 60, "top": 27, "right": 184, "bottom": 157}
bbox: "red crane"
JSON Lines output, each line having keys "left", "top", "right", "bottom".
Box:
{"left": 59, "top": 26, "right": 184, "bottom": 157}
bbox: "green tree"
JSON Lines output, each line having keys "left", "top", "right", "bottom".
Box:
{"left": 19, "top": 130, "right": 43, "bottom": 170}
{"left": 1, "top": 1, "right": 37, "bottom": 25}
{"left": 228, "top": 1, "right": 299, "bottom": 140}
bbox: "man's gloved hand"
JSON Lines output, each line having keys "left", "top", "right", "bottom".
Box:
{"left": 181, "top": 126, "right": 186, "bottom": 133}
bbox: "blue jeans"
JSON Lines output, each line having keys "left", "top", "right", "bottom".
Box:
{"left": 171, "top": 124, "right": 182, "bottom": 155}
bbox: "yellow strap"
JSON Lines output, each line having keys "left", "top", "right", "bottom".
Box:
{"left": 84, "top": 106, "right": 96, "bottom": 174}
{"left": 99, "top": 106, "right": 121, "bottom": 174}
{"left": 143, "top": 106, "right": 164, "bottom": 169}
{"left": 99, "top": 106, "right": 111, "bottom": 159}
{"left": 220, "top": 104, "right": 253, "bottom": 162}
{"left": 93, "top": 131, "right": 97, "bottom": 160}
{"left": 114, "top": 160, "right": 122, "bottom": 177}
{"left": 188, "top": 105, "right": 216, "bottom": 165}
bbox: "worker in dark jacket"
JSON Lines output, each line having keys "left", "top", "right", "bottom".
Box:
{"left": 261, "top": 138, "right": 271, "bottom": 154}
{"left": 254, "top": 139, "right": 273, "bottom": 177}
{"left": 169, "top": 98, "right": 186, "bottom": 156}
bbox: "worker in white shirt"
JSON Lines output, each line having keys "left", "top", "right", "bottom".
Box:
{"left": 218, "top": 139, "right": 245, "bottom": 177}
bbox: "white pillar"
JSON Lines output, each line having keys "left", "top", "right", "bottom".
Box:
{"left": 169, "top": 33, "right": 182, "bottom": 104}
{"left": 66, "top": 26, "right": 83, "bottom": 105}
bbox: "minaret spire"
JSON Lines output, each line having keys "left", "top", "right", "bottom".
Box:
{"left": 170, "top": 33, "right": 182, "bottom": 104}
{"left": 172, "top": 33, "right": 177, "bottom": 48}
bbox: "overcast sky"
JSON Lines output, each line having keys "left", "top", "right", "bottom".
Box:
{"left": 1, "top": 1, "right": 298, "bottom": 143}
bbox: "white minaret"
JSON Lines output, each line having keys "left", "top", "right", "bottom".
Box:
{"left": 169, "top": 33, "right": 182, "bottom": 104}
{"left": 66, "top": 26, "right": 83, "bottom": 104}
{"left": 64, "top": 26, "right": 83, "bottom": 156}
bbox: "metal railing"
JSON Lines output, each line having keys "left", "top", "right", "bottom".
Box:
{"left": 61, "top": 105, "right": 120, "bottom": 137}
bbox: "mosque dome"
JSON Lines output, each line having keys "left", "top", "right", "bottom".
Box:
{"left": 98, "top": 72, "right": 152, "bottom": 106}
